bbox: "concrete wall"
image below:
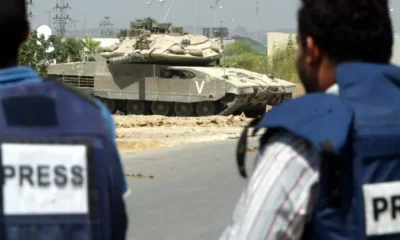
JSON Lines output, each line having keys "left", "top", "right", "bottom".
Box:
{"left": 267, "top": 32, "right": 400, "bottom": 66}
{"left": 391, "top": 36, "right": 400, "bottom": 67}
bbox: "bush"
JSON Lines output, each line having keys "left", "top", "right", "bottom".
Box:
{"left": 19, "top": 31, "right": 53, "bottom": 76}
{"left": 223, "top": 38, "right": 300, "bottom": 83}
{"left": 267, "top": 38, "right": 300, "bottom": 83}
{"left": 224, "top": 41, "right": 259, "bottom": 56}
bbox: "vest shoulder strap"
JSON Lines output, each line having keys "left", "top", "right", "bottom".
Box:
{"left": 237, "top": 93, "right": 354, "bottom": 178}
{"left": 45, "top": 79, "right": 99, "bottom": 110}
{"left": 256, "top": 93, "right": 354, "bottom": 152}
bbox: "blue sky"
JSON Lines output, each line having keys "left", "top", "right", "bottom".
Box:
{"left": 28, "top": 0, "right": 400, "bottom": 33}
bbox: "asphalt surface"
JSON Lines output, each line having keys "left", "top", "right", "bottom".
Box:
{"left": 121, "top": 139, "right": 258, "bottom": 240}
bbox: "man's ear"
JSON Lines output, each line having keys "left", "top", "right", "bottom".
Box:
{"left": 305, "top": 36, "right": 322, "bottom": 65}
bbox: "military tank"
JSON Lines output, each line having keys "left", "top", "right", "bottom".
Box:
{"left": 46, "top": 19, "right": 297, "bottom": 117}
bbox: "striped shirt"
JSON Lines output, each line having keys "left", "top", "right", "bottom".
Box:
{"left": 220, "top": 84, "right": 339, "bottom": 240}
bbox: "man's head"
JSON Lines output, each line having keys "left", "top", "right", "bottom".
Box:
{"left": 0, "top": 0, "right": 30, "bottom": 68}
{"left": 296, "top": 0, "right": 393, "bottom": 92}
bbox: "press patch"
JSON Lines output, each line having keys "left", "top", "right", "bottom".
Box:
{"left": 363, "top": 181, "right": 400, "bottom": 236}
{"left": 1, "top": 143, "right": 88, "bottom": 215}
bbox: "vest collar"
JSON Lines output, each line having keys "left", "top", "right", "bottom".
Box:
{"left": 0, "top": 66, "right": 41, "bottom": 85}
{"left": 335, "top": 61, "right": 400, "bottom": 93}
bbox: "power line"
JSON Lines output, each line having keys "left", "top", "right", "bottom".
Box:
{"left": 99, "top": 16, "right": 114, "bottom": 38}
{"left": 53, "top": 0, "right": 71, "bottom": 37}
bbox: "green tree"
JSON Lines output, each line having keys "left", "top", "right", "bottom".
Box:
{"left": 48, "top": 36, "right": 83, "bottom": 63}
{"left": 48, "top": 35, "right": 68, "bottom": 63}
{"left": 117, "top": 29, "right": 127, "bottom": 38}
{"left": 224, "top": 41, "right": 259, "bottom": 56}
{"left": 81, "top": 36, "right": 101, "bottom": 54}
{"left": 64, "top": 37, "right": 84, "bottom": 62}
{"left": 222, "top": 37, "right": 300, "bottom": 83}
{"left": 19, "top": 31, "right": 52, "bottom": 76}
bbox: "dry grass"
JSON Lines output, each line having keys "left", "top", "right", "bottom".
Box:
{"left": 124, "top": 173, "right": 155, "bottom": 179}
{"left": 293, "top": 84, "right": 305, "bottom": 98}
{"left": 117, "top": 140, "right": 164, "bottom": 151}
{"left": 114, "top": 114, "right": 251, "bottom": 128}
{"left": 246, "top": 147, "right": 259, "bottom": 152}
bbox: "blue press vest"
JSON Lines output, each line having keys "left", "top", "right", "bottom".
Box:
{"left": 0, "top": 66, "right": 129, "bottom": 197}
{"left": 253, "top": 62, "right": 400, "bottom": 239}
{"left": 0, "top": 80, "right": 127, "bottom": 239}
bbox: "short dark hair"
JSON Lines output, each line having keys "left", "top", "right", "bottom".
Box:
{"left": 298, "top": 0, "right": 393, "bottom": 63}
{"left": 0, "top": 0, "right": 29, "bottom": 56}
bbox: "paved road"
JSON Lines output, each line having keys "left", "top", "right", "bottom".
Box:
{"left": 121, "top": 139, "right": 258, "bottom": 240}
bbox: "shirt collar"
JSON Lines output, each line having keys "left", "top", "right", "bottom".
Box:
{"left": 325, "top": 83, "right": 340, "bottom": 95}
{"left": 0, "top": 66, "right": 41, "bottom": 84}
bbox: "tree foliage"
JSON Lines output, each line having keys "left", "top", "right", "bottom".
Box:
{"left": 223, "top": 41, "right": 268, "bottom": 74}
{"left": 18, "top": 32, "right": 96, "bottom": 76}
{"left": 267, "top": 37, "right": 299, "bottom": 83}
{"left": 81, "top": 36, "right": 101, "bottom": 61}
{"left": 50, "top": 36, "right": 84, "bottom": 63}
{"left": 224, "top": 41, "right": 260, "bottom": 56}
{"left": 19, "top": 31, "right": 53, "bottom": 76}
{"left": 223, "top": 40, "right": 300, "bottom": 83}
{"left": 117, "top": 29, "right": 127, "bottom": 38}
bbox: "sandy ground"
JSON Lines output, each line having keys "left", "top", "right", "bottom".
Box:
{"left": 115, "top": 84, "right": 305, "bottom": 152}
{"left": 115, "top": 114, "right": 259, "bottom": 151}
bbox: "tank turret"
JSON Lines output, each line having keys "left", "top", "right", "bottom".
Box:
{"left": 99, "top": 19, "right": 223, "bottom": 65}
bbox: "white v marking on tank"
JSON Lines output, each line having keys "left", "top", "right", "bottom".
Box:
{"left": 195, "top": 81, "right": 205, "bottom": 94}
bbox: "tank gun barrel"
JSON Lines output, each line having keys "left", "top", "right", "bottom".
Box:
{"left": 106, "top": 53, "right": 142, "bottom": 64}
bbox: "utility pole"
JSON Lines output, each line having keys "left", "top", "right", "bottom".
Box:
{"left": 44, "top": 10, "right": 52, "bottom": 28}
{"left": 146, "top": 1, "right": 152, "bottom": 17}
{"left": 194, "top": 0, "right": 197, "bottom": 33}
{"left": 83, "top": 14, "right": 87, "bottom": 36}
{"left": 26, "top": 0, "right": 34, "bottom": 20}
{"left": 254, "top": 0, "right": 259, "bottom": 42}
{"left": 99, "top": 16, "right": 114, "bottom": 38}
{"left": 158, "top": 0, "right": 165, "bottom": 23}
{"left": 53, "top": 0, "right": 72, "bottom": 37}
{"left": 71, "top": 20, "right": 79, "bottom": 36}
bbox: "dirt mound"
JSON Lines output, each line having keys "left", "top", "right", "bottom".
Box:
{"left": 117, "top": 139, "right": 164, "bottom": 151}
{"left": 114, "top": 114, "right": 252, "bottom": 128}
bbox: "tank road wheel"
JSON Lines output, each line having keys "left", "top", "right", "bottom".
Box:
{"left": 116, "top": 100, "right": 127, "bottom": 113}
{"left": 244, "top": 106, "right": 267, "bottom": 118}
{"left": 99, "top": 98, "right": 117, "bottom": 114}
{"left": 174, "top": 103, "right": 195, "bottom": 117}
{"left": 126, "top": 100, "right": 149, "bottom": 115}
{"left": 196, "top": 101, "right": 218, "bottom": 116}
{"left": 151, "top": 101, "right": 173, "bottom": 116}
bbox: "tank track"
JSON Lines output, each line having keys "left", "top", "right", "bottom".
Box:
{"left": 95, "top": 91, "right": 294, "bottom": 117}
{"left": 96, "top": 92, "right": 296, "bottom": 117}
{"left": 218, "top": 95, "right": 248, "bottom": 116}
{"left": 97, "top": 95, "right": 254, "bottom": 117}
